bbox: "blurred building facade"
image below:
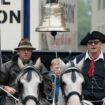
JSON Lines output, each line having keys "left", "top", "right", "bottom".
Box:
{"left": 2, "top": 0, "right": 105, "bottom": 52}
{"left": 91, "top": 0, "right": 105, "bottom": 33}
{"left": 91, "top": 0, "right": 105, "bottom": 50}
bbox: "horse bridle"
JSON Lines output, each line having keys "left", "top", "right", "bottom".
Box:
{"left": 17, "top": 66, "right": 42, "bottom": 105}
{"left": 22, "top": 95, "right": 40, "bottom": 105}
{"left": 60, "top": 67, "right": 83, "bottom": 104}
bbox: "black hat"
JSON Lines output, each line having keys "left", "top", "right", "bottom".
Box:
{"left": 14, "top": 38, "right": 35, "bottom": 50}
{"left": 80, "top": 31, "right": 105, "bottom": 45}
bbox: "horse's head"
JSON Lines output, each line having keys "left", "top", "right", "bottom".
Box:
{"left": 59, "top": 59, "right": 85, "bottom": 105}
{"left": 16, "top": 58, "right": 43, "bottom": 105}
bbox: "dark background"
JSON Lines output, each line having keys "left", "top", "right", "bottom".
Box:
{"left": 1, "top": 50, "right": 82, "bottom": 68}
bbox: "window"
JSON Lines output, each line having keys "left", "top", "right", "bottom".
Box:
{"left": 103, "top": 0, "right": 105, "bottom": 9}
{"left": 102, "top": 25, "right": 105, "bottom": 33}
{"left": 98, "top": 0, "right": 101, "bottom": 10}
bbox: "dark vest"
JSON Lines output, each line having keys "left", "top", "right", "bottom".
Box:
{"left": 76, "top": 53, "right": 105, "bottom": 100}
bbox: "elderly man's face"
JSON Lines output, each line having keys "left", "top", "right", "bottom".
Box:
{"left": 87, "top": 39, "right": 102, "bottom": 54}
{"left": 18, "top": 48, "right": 32, "bottom": 62}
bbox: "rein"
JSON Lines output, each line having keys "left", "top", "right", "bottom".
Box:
{"left": 65, "top": 91, "right": 82, "bottom": 104}
{"left": 81, "top": 99, "right": 104, "bottom": 105}
{"left": 16, "top": 66, "right": 42, "bottom": 83}
{"left": 21, "top": 95, "right": 40, "bottom": 105}
{"left": 60, "top": 67, "right": 81, "bottom": 78}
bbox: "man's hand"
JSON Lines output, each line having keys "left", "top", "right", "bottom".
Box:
{"left": 50, "top": 58, "right": 62, "bottom": 76}
{"left": 4, "top": 86, "right": 16, "bottom": 95}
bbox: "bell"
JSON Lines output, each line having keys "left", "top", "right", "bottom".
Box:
{"left": 36, "top": 0, "right": 70, "bottom": 35}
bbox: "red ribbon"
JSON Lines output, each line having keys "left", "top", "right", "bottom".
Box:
{"left": 88, "top": 58, "right": 94, "bottom": 78}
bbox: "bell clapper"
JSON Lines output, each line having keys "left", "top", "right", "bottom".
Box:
{"left": 51, "top": 31, "right": 58, "bottom": 58}
{"left": 51, "top": 31, "right": 57, "bottom": 40}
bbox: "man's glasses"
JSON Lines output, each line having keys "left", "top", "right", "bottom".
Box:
{"left": 87, "top": 40, "right": 100, "bottom": 45}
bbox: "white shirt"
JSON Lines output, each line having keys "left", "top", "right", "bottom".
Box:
{"left": 85, "top": 51, "right": 104, "bottom": 61}
{"left": 72, "top": 51, "right": 104, "bottom": 70}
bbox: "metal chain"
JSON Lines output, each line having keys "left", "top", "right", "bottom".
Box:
{"left": 92, "top": 77, "right": 103, "bottom": 89}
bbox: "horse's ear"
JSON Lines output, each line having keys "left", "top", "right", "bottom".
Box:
{"left": 65, "top": 61, "right": 74, "bottom": 68}
{"left": 18, "top": 58, "right": 24, "bottom": 69}
{"left": 59, "top": 58, "right": 66, "bottom": 67}
{"left": 75, "top": 58, "right": 84, "bottom": 70}
{"left": 59, "top": 58, "right": 69, "bottom": 72}
{"left": 33, "top": 57, "right": 42, "bottom": 69}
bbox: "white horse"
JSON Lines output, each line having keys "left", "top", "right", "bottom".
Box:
{"left": 58, "top": 59, "right": 94, "bottom": 105}
{"left": 16, "top": 58, "right": 50, "bottom": 105}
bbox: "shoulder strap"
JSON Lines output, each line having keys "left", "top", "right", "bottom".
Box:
{"left": 103, "top": 53, "right": 105, "bottom": 62}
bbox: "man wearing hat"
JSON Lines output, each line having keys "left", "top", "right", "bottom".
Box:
{"left": 51, "top": 31, "right": 105, "bottom": 105}
{"left": 0, "top": 38, "right": 52, "bottom": 105}
{"left": 72, "top": 31, "right": 105, "bottom": 105}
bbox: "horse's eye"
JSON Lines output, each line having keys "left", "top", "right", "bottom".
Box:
{"left": 18, "top": 81, "right": 23, "bottom": 94}
{"left": 62, "top": 81, "right": 66, "bottom": 86}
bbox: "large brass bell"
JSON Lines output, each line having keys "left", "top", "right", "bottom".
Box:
{"left": 36, "top": 0, "right": 70, "bottom": 34}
